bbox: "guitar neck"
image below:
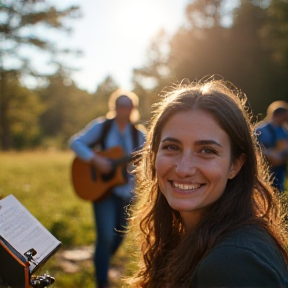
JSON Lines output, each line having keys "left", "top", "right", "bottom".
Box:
{"left": 112, "top": 155, "right": 131, "bottom": 166}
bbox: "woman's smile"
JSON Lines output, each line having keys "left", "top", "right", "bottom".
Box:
{"left": 172, "top": 181, "right": 202, "bottom": 191}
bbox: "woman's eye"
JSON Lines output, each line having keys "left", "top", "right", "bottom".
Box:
{"left": 200, "top": 147, "right": 217, "bottom": 154}
{"left": 162, "top": 144, "right": 179, "bottom": 151}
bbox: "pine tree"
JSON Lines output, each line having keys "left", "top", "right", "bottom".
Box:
{"left": 0, "top": 0, "right": 80, "bottom": 149}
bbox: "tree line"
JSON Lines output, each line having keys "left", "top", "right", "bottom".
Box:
{"left": 1, "top": 0, "right": 288, "bottom": 150}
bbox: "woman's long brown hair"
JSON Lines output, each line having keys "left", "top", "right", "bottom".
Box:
{"left": 127, "top": 78, "right": 288, "bottom": 287}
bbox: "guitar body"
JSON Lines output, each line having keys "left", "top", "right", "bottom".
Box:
{"left": 71, "top": 146, "right": 128, "bottom": 201}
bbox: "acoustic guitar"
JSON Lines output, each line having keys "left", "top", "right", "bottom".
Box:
{"left": 71, "top": 146, "right": 130, "bottom": 201}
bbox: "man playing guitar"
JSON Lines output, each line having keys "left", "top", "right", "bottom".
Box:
{"left": 69, "top": 89, "right": 145, "bottom": 288}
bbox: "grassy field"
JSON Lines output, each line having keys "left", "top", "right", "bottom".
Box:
{"left": 0, "top": 151, "right": 137, "bottom": 288}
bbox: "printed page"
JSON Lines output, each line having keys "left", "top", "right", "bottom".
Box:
{"left": 0, "top": 195, "right": 61, "bottom": 270}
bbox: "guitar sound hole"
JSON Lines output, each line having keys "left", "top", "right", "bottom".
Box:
{"left": 101, "top": 170, "right": 116, "bottom": 182}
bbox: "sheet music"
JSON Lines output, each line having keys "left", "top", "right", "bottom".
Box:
{"left": 0, "top": 195, "right": 61, "bottom": 268}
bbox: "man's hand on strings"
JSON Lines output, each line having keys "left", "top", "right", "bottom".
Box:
{"left": 91, "top": 154, "right": 112, "bottom": 174}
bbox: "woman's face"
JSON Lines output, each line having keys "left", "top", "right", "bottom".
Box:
{"left": 155, "top": 109, "right": 244, "bottom": 229}
{"left": 115, "top": 96, "right": 133, "bottom": 121}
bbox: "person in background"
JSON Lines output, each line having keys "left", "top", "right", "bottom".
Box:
{"left": 256, "top": 101, "right": 288, "bottom": 193}
{"left": 69, "top": 89, "right": 145, "bottom": 288}
{"left": 128, "top": 78, "right": 288, "bottom": 287}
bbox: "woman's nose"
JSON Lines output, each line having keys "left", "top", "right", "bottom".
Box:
{"left": 175, "top": 153, "right": 196, "bottom": 177}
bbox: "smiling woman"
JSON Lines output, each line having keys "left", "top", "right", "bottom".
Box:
{"left": 127, "top": 77, "right": 288, "bottom": 287}
{"left": 155, "top": 109, "right": 245, "bottom": 230}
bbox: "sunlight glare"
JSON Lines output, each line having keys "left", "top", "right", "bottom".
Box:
{"left": 111, "top": 0, "right": 171, "bottom": 42}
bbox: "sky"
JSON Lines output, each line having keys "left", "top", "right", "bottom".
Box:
{"left": 47, "top": 0, "right": 189, "bottom": 93}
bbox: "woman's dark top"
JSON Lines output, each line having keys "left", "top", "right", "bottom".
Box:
{"left": 189, "top": 225, "right": 288, "bottom": 287}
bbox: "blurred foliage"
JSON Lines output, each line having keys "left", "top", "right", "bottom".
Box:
{"left": 0, "top": 0, "right": 80, "bottom": 150}
{"left": 1, "top": 0, "right": 288, "bottom": 150}
{"left": 6, "top": 76, "right": 44, "bottom": 149}
{"left": 39, "top": 73, "right": 119, "bottom": 149}
{"left": 134, "top": 0, "right": 288, "bottom": 121}
{"left": 133, "top": 30, "right": 176, "bottom": 123}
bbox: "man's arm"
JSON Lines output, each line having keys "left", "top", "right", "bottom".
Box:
{"left": 69, "top": 119, "right": 112, "bottom": 173}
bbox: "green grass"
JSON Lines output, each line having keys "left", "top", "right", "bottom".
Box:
{"left": 0, "top": 151, "right": 137, "bottom": 288}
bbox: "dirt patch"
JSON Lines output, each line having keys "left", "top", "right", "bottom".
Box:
{"left": 55, "top": 246, "right": 124, "bottom": 284}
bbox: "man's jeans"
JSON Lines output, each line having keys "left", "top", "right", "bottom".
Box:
{"left": 271, "top": 166, "right": 286, "bottom": 193}
{"left": 92, "top": 194, "right": 130, "bottom": 285}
